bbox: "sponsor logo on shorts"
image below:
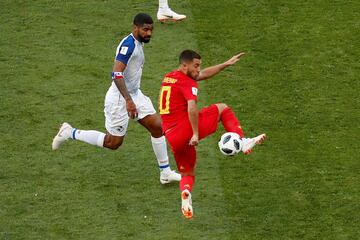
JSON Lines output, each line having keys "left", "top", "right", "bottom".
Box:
{"left": 117, "top": 126, "right": 124, "bottom": 133}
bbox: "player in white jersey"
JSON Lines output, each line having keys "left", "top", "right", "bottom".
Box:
{"left": 52, "top": 13, "right": 181, "bottom": 184}
{"left": 157, "top": 0, "right": 186, "bottom": 22}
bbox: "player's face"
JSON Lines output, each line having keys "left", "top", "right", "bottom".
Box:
{"left": 135, "top": 23, "right": 153, "bottom": 43}
{"left": 186, "top": 58, "right": 201, "bottom": 79}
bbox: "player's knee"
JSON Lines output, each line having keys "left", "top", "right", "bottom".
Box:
{"left": 104, "top": 135, "right": 124, "bottom": 150}
{"left": 150, "top": 124, "right": 163, "bottom": 138}
{"left": 107, "top": 142, "right": 122, "bottom": 150}
{"left": 153, "top": 129, "right": 163, "bottom": 138}
{"left": 215, "top": 103, "right": 228, "bottom": 114}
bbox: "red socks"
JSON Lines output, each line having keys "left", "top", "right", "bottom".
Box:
{"left": 180, "top": 175, "right": 195, "bottom": 192}
{"left": 220, "top": 107, "right": 244, "bottom": 138}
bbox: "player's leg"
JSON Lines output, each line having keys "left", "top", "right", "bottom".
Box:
{"left": 135, "top": 91, "right": 180, "bottom": 184}
{"left": 217, "top": 103, "right": 244, "bottom": 137}
{"left": 52, "top": 88, "right": 129, "bottom": 150}
{"left": 138, "top": 113, "right": 181, "bottom": 184}
{"left": 173, "top": 146, "right": 196, "bottom": 219}
{"left": 52, "top": 122, "right": 106, "bottom": 150}
{"left": 102, "top": 91, "right": 130, "bottom": 149}
{"left": 52, "top": 123, "right": 125, "bottom": 150}
{"left": 103, "top": 133, "right": 124, "bottom": 150}
{"left": 157, "top": 0, "right": 186, "bottom": 22}
{"left": 165, "top": 123, "right": 195, "bottom": 219}
{"left": 215, "top": 103, "right": 266, "bottom": 154}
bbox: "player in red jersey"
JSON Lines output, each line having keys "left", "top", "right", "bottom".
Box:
{"left": 159, "top": 50, "right": 266, "bottom": 219}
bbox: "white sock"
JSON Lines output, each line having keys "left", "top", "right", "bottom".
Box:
{"left": 71, "top": 128, "right": 105, "bottom": 147}
{"left": 151, "top": 136, "right": 171, "bottom": 173}
{"left": 159, "top": 0, "right": 169, "bottom": 10}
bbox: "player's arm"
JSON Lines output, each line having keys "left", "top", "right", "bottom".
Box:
{"left": 188, "top": 100, "right": 199, "bottom": 146}
{"left": 112, "top": 60, "right": 137, "bottom": 119}
{"left": 196, "top": 52, "right": 246, "bottom": 81}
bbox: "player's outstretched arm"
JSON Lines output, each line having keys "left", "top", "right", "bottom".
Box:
{"left": 113, "top": 60, "right": 138, "bottom": 119}
{"left": 196, "top": 52, "right": 245, "bottom": 81}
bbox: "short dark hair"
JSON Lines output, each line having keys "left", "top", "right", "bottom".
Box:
{"left": 179, "top": 50, "right": 201, "bottom": 64}
{"left": 133, "top": 13, "right": 153, "bottom": 26}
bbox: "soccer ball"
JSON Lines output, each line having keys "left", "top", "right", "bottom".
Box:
{"left": 218, "top": 132, "right": 242, "bottom": 156}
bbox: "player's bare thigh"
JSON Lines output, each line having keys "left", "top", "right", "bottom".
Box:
{"left": 138, "top": 113, "right": 163, "bottom": 138}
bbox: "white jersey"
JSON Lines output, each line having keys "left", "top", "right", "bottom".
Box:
{"left": 109, "top": 33, "right": 144, "bottom": 94}
{"left": 103, "top": 33, "right": 156, "bottom": 136}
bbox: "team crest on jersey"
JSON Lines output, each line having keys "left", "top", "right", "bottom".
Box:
{"left": 120, "top": 46, "right": 128, "bottom": 55}
{"left": 192, "top": 87, "right": 198, "bottom": 96}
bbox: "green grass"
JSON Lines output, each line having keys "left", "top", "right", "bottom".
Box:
{"left": 1, "top": 0, "right": 359, "bottom": 239}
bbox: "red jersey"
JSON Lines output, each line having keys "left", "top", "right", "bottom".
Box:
{"left": 159, "top": 70, "right": 198, "bottom": 131}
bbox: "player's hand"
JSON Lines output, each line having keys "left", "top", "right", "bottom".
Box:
{"left": 225, "top": 52, "right": 246, "bottom": 66}
{"left": 126, "top": 99, "right": 138, "bottom": 119}
{"left": 189, "top": 134, "right": 199, "bottom": 146}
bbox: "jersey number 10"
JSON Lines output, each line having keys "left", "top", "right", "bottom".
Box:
{"left": 159, "top": 86, "right": 171, "bottom": 114}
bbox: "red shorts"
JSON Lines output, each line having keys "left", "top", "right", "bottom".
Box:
{"left": 164, "top": 104, "right": 219, "bottom": 174}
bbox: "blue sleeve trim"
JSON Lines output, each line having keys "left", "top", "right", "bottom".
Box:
{"left": 116, "top": 35, "right": 136, "bottom": 65}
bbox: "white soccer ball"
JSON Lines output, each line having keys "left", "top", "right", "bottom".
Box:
{"left": 218, "top": 132, "right": 242, "bottom": 156}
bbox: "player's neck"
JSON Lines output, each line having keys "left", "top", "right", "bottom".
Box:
{"left": 178, "top": 68, "right": 187, "bottom": 76}
{"left": 178, "top": 68, "right": 194, "bottom": 80}
{"left": 131, "top": 32, "right": 140, "bottom": 42}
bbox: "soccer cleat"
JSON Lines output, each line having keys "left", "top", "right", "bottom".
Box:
{"left": 157, "top": 8, "right": 186, "bottom": 22}
{"left": 181, "top": 189, "right": 193, "bottom": 219}
{"left": 241, "top": 133, "right": 266, "bottom": 155}
{"left": 160, "top": 170, "right": 181, "bottom": 184}
{"left": 52, "top": 122, "right": 72, "bottom": 150}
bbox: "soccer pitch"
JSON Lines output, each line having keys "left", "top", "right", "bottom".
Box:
{"left": 1, "top": 0, "right": 359, "bottom": 239}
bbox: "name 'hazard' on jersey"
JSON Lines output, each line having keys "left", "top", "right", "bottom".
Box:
{"left": 109, "top": 33, "right": 145, "bottom": 94}
{"left": 159, "top": 70, "right": 198, "bottom": 132}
